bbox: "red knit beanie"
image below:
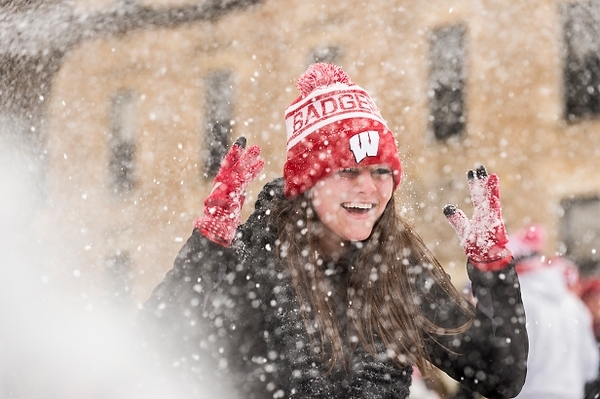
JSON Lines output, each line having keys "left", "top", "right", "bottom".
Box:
{"left": 507, "top": 224, "right": 547, "bottom": 274}
{"left": 283, "top": 63, "right": 402, "bottom": 198}
{"left": 508, "top": 224, "right": 546, "bottom": 260}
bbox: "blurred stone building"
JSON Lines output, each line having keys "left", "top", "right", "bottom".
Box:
{"left": 3, "top": 0, "right": 600, "bottom": 311}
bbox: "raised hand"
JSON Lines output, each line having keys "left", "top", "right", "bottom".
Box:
{"left": 194, "top": 137, "right": 264, "bottom": 247}
{"left": 443, "top": 165, "right": 512, "bottom": 271}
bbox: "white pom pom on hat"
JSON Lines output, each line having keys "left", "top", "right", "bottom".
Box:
{"left": 283, "top": 63, "right": 402, "bottom": 198}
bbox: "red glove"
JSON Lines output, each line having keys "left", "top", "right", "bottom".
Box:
{"left": 443, "top": 165, "right": 512, "bottom": 272}
{"left": 194, "top": 137, "right": 264, "bottom": 247}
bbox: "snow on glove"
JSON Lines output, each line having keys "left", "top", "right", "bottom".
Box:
{"left": 194, "top": 137, "right": 264, "bottom": 247}
{"left": 443, "top": 165, "right": 512, "bottom": 272}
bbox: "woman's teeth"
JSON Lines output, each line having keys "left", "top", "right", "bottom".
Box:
{"left": 341, "top": 202, "right": 374, "bottom": 211}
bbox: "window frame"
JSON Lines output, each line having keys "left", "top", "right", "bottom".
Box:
{"left": 203, "top": 69, "right": 234, "bottom": 178}
{"left": 428, "top": 23, "right": 467, "bottom": 141}
{"left": 108, "top": 90, "right": 136, "bottom": 194}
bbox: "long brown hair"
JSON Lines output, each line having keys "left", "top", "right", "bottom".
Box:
{"left": 273, "top": 192, "right": 474, "bottom": 376}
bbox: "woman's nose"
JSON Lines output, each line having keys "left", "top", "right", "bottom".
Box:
{"left": 355, "top": 171, "right": 377, "bottom": 193}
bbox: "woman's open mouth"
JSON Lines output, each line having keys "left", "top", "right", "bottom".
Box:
{"left": 341, "top": 202, "right": 375, "bottom": 214}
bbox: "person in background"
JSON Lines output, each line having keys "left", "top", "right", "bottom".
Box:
{"left": 508, "top": 224, "right": 598, "bottom": 399}
{"left": 548, "top": 256, "right": 583, "bottom": 295}
{"left": 581, "top": 277, "right": 600, "bottom": 340}
{"left": 579, "top": 277, "right": 600, "bottom": 398}
{"left": 137, "top": 63, "right": 528, "bottom": 399}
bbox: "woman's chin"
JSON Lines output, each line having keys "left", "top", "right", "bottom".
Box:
{"left": 344, "top": 230, "right": 373, "bottom": 243}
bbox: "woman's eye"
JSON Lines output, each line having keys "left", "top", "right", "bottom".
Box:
{"left": 338, "top": 168, "right": 359, "bottom": 178}
{"left": 372, "top": 168, "right": 392, "bottom": 176}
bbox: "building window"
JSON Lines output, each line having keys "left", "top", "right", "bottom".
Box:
{"left": 104, "top": 250, "right": 133, "bottom": 306}
{"left": 203, "top": 70, "right": 233, "bottom": 178}
{"left": 310, "top": 46, "right": 341, "bottom": 64}
{"left": 561, "top": 1, "right": 600, "bottom": 122}
{"left": 560, "top": 195, "right": 600, "bottom": 275}
{"left": 428, "top": 24, "right": 467, "bottom": 141}
{"left": 108, "top": 90, "right": 136, "bottom": 193}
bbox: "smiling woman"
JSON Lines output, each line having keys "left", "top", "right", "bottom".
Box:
{"left": 138, "top": 63, "right": 529, "bottom": 399}
{"left": 311, "top": 165, "right": 394, "bottom": 248}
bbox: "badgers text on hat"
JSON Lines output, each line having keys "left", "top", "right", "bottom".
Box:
{"left": 285, "top": 86, "right": 386, "bottom": 149}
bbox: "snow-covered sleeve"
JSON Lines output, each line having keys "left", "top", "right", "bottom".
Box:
{"left": 425, "top": 260, "right": 529, "bottom": 399}
{"left": 138, "top": 229, "right": 233, "bottom": 339}
{"left": 585, "top": 342, "right": 600, "bottom": 399}
{"left": 581, "top": 303, "right": 600, "bottom": 383}
{"left": 136, "top": 227, "right": 274, "bottom": 396}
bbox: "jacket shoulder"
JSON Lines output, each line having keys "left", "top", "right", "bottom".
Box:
{"left": 236, "top": 178, "right": 285, "bottom": 248}
{"left": 254, "top": 177, "right": 285, "bottom": 211}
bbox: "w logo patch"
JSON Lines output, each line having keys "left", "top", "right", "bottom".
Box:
{"left": 349, "top": 131, "right": 380, "bottom": 163}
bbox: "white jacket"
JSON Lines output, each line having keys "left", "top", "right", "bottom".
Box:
{"left": 515, "top": 261, "right": 599, "bottom": 399}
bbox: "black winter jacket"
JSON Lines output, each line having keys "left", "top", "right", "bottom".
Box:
{"left": 138, "top": 178, "right": 528, "bottom": 399}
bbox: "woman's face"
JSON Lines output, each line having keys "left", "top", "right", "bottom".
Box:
{"left": 310, "top": 164, "right": 394, "bottom": 245}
